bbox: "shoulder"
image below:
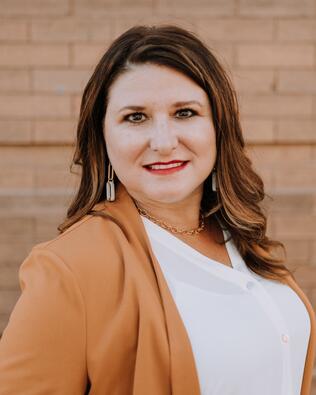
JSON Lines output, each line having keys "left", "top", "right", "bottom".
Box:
{"left": 27, "top": 212, "right": 127, "bottom": 289}
{"left": 38, "top": 210, "right": 124, "bottom": 252}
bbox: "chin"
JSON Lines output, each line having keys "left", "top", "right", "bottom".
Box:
{"left": 144, "top": 187, "right": 196, "bottom": 204}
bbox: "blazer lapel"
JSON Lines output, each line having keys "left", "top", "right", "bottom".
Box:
{"left": 101, "top": 183, "right": 201, "bottom": 395}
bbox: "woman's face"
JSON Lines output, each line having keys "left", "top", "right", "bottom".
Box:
{"left": 104, "top": 63, "right": 216, "bottom": 205}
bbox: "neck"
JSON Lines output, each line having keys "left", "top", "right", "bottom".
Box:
{"left": 131, "top": 190, "right": 203, "bottom": 230}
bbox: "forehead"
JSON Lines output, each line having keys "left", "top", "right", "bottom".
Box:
{"left": 107, "top": 63, "right": 208, "bottom": 107}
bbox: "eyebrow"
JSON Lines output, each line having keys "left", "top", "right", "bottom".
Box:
{"left": 118, "top": 100, "right": 203, "bottom": 113}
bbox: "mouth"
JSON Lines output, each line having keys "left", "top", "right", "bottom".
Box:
{"left": 143, "top": 160, "right": 189, "bottom": 174}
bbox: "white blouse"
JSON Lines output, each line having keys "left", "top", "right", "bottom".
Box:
{"left": 141, "top": 216, "right": 310, "bottom": 395}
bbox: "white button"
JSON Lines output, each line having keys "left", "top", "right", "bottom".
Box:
{"left": 281, "top": 334, "right": 290, "bottom": 343}
{"left": 246, "top": 281, "right": 255, "bottom": 290}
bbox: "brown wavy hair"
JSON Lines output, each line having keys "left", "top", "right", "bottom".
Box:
{"left": 58, "top": 24, "right": 295, "bottom": 283}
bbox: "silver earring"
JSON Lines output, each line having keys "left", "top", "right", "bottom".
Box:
{"left": 211, "top": 170, "right": 217, "bottom": 192}
{"left": 106, "top": 162, "right": 115, "bottom": 201}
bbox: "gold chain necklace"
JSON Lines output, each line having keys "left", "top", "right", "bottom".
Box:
{"left": 133, "top": 200, "right": 205, "bottom": 236}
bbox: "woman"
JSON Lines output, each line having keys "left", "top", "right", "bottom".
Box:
{"left": 0, "top": 25, "right": 314, "bottom": 395}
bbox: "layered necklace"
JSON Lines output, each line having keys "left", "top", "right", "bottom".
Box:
{"left": 133, "top": 199, "right": 205, "bottom": 236}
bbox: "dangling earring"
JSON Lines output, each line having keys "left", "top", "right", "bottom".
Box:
{"left": 211, "top": 170, "right": 217, "bottom": 192}
{"left": 106, "top": 162, "right": 115, "bottom": 201}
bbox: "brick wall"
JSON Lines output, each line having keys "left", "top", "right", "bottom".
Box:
{"left": 0, "top": 0, "right": 315, "bottom": 391}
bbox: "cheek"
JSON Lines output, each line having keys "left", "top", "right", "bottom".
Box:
{"left": 105, "top": 130, "right": 144, "bottom": 171}
{"left": 191, "top": 123, "right": 216, "bottom": 158}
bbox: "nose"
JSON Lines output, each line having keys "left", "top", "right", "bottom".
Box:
{"left": 149, "top": 118, "right": 178, "bottom": 155}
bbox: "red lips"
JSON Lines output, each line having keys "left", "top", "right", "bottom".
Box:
{"left": 144, "top": 160, "right": 187, "bottom": 167}
{"left": 144, "top": 161, "right": 189, "bottom": 175}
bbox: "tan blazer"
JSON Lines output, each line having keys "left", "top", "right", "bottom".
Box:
{"left": 0, "top": 183, "right": 315, "bottom": 394}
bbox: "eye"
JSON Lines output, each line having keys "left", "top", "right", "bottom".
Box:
{"left": 175, "top": 108, "right": 197, "bottom": 119}
{"left": 123, "top": 108, "right": 197, "bottom": 124}
{"left": 123, "top": 112, "right": 146, "bottom": 123}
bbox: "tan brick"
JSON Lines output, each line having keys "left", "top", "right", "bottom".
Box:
{"left": 278, "top": 71, "right": 316, "bottom": 94}
{"left": 0, "top": 45, "right": 69, "bottom": 67}
{"left": 33, "top": 119, "right": 76, "bottom": 144}
{"left": 196, "top": 18, "right": 274, "bottom": 42}
{"left": 249, "top": 145, "right": 313, "bottom": 163}
{"left": 282, "top": 239, "right": 311, "bottom": 265}
{"left": 0, "top": 258, "right": 21, "bottom": 273}
{"left": 76, "top": 0, "right": 233, "bottom": 17}
{"left": 74, "top": 0, "right": 153, "bottom": 22}
{"left": 31, "top": 17, "right": 91, "bottom": 42}
{"left": 0, "top": 313, "right": 10, "bottom": 334}
{"left": 0, "top": 95, "right": 71, "bottom": 118}
{"left": 268, "top": 193, "right": 314, "bottom": 214}
{"left": 247, "top": 147, "right": 316, "bottom": 191}
{"left": 277, "top": 20, "right": 316, "bottom": 41}
{"left": 0, "top": 265, "right": 19, "bottom": 290}
{"left": 0, "top": 120, "right": 32, "bottom": 144}
{"left": 0, "top": 216, "right": 34, "bottom": 243}
{"left": 241, "top": 118, "right": 275, "bottom": 143}
{"left": 35, "top": 169, "right": 77, "bottom": 189}
{"left": 237, "top": 44, "right": 314, "bottom": 67}
{"left": 0, "top": 242, "right": 33, "bottom": 265}
{"left": 0, "top": 290, "right": 20, "bottom": 314}
{"left": 0, "top": 170, "right": 34, "bottom": 189}
{"left": 111, "top": 16, "right": 152, "bottom": 39}
{"left": 207, "top": 43, "right": 234, "bottom": 68}
{"left": 73, "top": 44, "right": 108, "bottom": 67}
{"left": 0, "top": 20, "right": 28, "bottom": 41}
{"left": 240, "top": 157, "right": 274, "bottom": 190}
{"left": 311, "top": 377, "right": 316, "bottom": 395}
{"left": 33, "top": 69, "right": 90, "bottom": 94}
{"left": 0, "top": 192, "right": 71, "bottom": 217}
{"left": 276, "top": 120, "right": 316, "bottom": 143}
{"left": 311, "top": 241, "right": 316, "bottom": 266}
{"left": 273, "top": 163, "right": 316, "bottom": 189}
{"left": 273, "top": 215, "right": 316, "bottom": 239}
{"left": 31, "top": 17, "right": 112, "bottom": 42}
{"left": 34, "top": 215, "right": 65, "bottom": 242}
{"left": 232, "top": 69, "right": 275, "bottom": 93}
{"left": 88, "top": 21, "right": 114, "bottom": 42}
{"left": 290, "top": 266, "right": 316, "bottom": 289}
{"left": 154, "top": 0, "right": 235, "bottom": 17}
{"left": 76, "top": 0, "right": 153, "bottom": 9}
{"left": 112, "top": 15, "right": 197, "bottom": 40}
{"left": 0, "top": 0, "right": 69, "bottom": 16}
{"left": 0, "top": 232, "right": 34, "bottom": 249}
{"left": 0, "top": 70, "right": 30, "bottom": 92}
{"left": 240, "top": 94, "right": 313, "bottom": 117}
{"left": 239, "top": 0, "right": 315, "bottom": 17}
{"left": 0, "top": 146, "right": 75, "bottom": 189}
{"left": 0, "top": 146, "right": 73, "bottom": 169}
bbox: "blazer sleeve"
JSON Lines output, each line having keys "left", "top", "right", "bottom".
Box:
{"left": 0, "top": 247, "right": 88, "bottom": 395}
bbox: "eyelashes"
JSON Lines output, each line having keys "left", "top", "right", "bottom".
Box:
{"left": 123, "top": 108, "right": 198, "bottom": 124}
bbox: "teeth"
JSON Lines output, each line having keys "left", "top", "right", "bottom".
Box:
{"left": 148, "top": 162, "right": 185, "bottom": 170}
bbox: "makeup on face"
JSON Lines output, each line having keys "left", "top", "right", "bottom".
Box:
{"left": 143, "top": 160, "right": 189, "bottom": 175}
{"left": 104, "top": 63, "right": 216, "bottom": 205}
